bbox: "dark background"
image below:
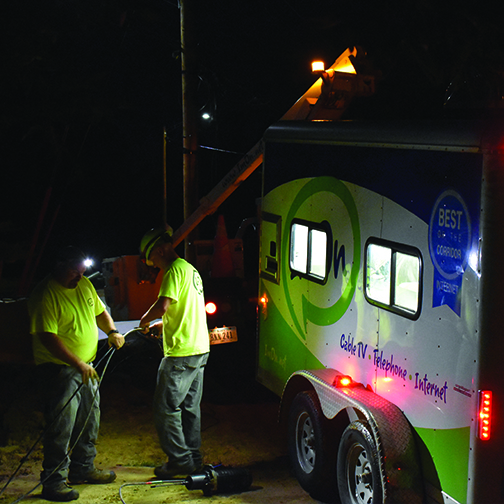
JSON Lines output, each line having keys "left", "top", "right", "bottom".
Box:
{"left": 1, "top": 0, "right": 504, "bottom": 295}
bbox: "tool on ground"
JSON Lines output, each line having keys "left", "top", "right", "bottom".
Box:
{"left": 119, "top": 465, "right": 253, "bottom": 503}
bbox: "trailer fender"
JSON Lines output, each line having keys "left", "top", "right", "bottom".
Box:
{"left": 281, "top": 368, "right": 424, "bottom": 504}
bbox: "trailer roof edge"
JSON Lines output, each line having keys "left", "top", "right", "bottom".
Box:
{"left": 265, "top": 119, "right": 504, "bottom": 152}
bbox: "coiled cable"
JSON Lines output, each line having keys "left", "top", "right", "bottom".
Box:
{"left": 0, "top": 328, "right": 140, "bottom": 502}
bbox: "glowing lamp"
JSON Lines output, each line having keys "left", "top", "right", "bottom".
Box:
{"left": 259, "top": 293, "right": 268, "bottom": 318}
{"left": 334, "top": 375, "right": 353, "bottom": 388}
{"left": 311, "top": 61, "right": 326, "bottom": 73}
{"left": 205, "top": 302, "right": 217, "bottom": 315}
{"left": 84, "top": 258, "right": 94, "bottom": 268}
{"left": 478, "top": 390, "right": 492, "bottom": 441}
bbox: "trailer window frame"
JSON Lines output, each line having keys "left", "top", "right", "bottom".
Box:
{"left": 364, "top": 237, "right": 423, "bottom": 320}
{"left": 260, "top": 212, "right": 282, "bottom": 284}
{"left": 289, "top": 219, "right": 332, "bottom": 285}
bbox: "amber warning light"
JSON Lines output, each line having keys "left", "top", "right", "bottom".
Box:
{"left": 311, "top": 61, "right": 325, "bottom": 73}
{"left": 478, "top": 390, "right": 492, "bottom": 441}
{"left": 259, "top": 293, "right": 268, "bottom": 318}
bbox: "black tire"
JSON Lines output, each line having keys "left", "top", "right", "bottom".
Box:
{"left": 287, "top": 390, "right": 336, "bottom": 500}
{"left": 337, "top": 421, "right": 384, "bottom": 504}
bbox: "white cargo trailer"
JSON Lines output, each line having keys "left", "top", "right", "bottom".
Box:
{"left": 257, "top": 119, "right": 504, "bottom": 504}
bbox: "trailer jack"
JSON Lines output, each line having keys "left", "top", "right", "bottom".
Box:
{"left": 119, "top": 465, "right": 253, "bottom": 503}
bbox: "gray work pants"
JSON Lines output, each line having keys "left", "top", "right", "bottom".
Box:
{"left": 37, "top": 363, "right": 100, "bottom": 488}
{"left": 153, "top": 353, "right": 209, "bottom": 466}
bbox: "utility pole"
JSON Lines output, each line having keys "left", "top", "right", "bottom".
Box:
{"left": 180, "top": 0, "right": 199, "bottom": 264}
{"left": 162, "top": 126, "right": 167, "bottom": 229}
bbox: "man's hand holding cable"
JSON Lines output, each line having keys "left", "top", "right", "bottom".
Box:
{"left": 39, "top": 332, "right": 99, "bottom": 384}
{"left": 78, "top": 361, "right": 100, "bottom": 385}
{"left": 140, "top": 296, "right": 171, "bottom": 334}
{"left": 107, "top": 330, "right": 125, "bottom": 349}
{"left": 138, "top": 317, "right": 151, "bottom": 334}
{"left": 97, "top": 311, "right": 125, "bottom": 349}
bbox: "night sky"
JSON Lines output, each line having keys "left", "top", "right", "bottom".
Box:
{"left": 1, "top": 0, "right": 504, "bottom": 294}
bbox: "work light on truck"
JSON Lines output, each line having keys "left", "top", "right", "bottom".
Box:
{"left": 311, "top": 61, "right": 325, "bottom": 73}
{"left": 478, "top": 390, "right": 492, "bottom": 441}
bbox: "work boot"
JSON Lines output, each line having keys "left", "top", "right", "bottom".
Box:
{"left": 68, "top": 467, "right": 116, "bottom": 485}
{"left": 154, "top": 460, "right": 196, "bottom": 479}
{"left": 41, "top": 482, "right": 79, "bottom": 502}
{"left": 192, "top": 454, "right": 204, "bottom": 473}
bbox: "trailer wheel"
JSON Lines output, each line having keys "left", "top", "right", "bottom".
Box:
{"left": 337, "top": 421, "right": 383, "bottom": 504}
{"left": 288, "top": 390, "right": 335, "bottom": 499}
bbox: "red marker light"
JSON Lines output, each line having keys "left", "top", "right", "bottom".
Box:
{"left": 334, "top": 375, "right": 353, "bottom": 388}
{"left": 259, "top": 293, "right": 268, "bottom": 318}
{"left": 478, "top": 390, "right": 492, "bottom": 441}
{"left": 205, "top": 302, "right": 217, "bottom": 315}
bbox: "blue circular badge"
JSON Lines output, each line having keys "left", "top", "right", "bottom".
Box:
{"left": 429, "top": 190, "right": 471, "bottom": 280}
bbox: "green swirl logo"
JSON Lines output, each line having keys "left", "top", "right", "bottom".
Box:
{"left": 282, "top": 177, "right": 361, "bottom": 340}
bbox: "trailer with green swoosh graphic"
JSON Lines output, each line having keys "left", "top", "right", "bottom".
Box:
{"left": 257, "top": 120, "right": 504, "bottom": 504}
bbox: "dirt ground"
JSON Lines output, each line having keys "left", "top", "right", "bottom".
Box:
{"left": 0, "top": 341, "right": 322, "bottom": 504}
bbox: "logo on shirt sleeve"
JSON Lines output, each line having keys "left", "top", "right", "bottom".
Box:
{"left": 193, "top": 270, "right": 204, "bottom": 295}
{"left": 87, "top": 298, "right": 94, "bottom": 307}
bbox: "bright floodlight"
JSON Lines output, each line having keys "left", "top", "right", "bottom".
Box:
{"left": 202, "top": 112, "right": 211, "bottom": 120}
{"left": 84, "top": 258, "right": 94, "bottom": 268}
{"left": 311, "top": 61, "right": 325, "bottom": 73}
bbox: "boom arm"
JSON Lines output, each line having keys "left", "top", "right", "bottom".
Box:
{"left": 172, "top": 47, "right": 375, "bottom": 244}
{"left": 172, "top": 140, "right": 264, "bottom": 247}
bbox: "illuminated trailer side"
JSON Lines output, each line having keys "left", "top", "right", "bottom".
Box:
{"left": 257, "top": 120, "right": 504, "bottom": 504}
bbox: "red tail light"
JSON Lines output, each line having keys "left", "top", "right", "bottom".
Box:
{"left": 205, "top": 302, "right": 217, "bottom": 315}
{"left": 478, "top": 390, "right": 492, "bottom": 441}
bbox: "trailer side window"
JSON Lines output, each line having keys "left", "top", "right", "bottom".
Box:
{"left": 290, "top": 223, "right": 309, "bottom": 273}
{"left": 290, "top": 220, "right": 330, "bottom": 284}
{"left": 365, "top": 238, "right": 422, "bottom": 319}
{"left": 261, "top": 212, "right": 282, "bottom": 284}
{"left": 366, "top": 244, "right": 392, "bottom": 304}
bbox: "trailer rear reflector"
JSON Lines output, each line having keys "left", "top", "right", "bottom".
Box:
{"left": 478, "top": 390, "right": 492, "bottom": 441}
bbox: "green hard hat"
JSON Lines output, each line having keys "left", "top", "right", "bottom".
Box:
{"left": 140, "top": 226, "right": 173, "bottom": 260}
